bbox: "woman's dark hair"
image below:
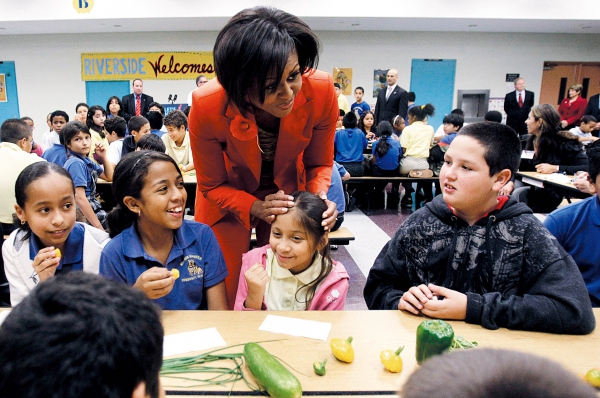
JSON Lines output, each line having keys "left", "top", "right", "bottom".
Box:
{"left": 107, "top": 151, "right": 181, "bottom": 238}
{"left": 62, "top": 121, "right": 90, "bottom": 153}
{"left": 214, "top": 6, "right": 320, "bottom": 114}
{"left": 86, "top": 105, "right": 107, "bottom": 139}
{"left": 286, "top": 191, "right": 333, "bottom": 307}
{"left": 375, "top": 121, "right": 393, "bottom": 158}
{"left": 408, "top": 104, "right": 435, "bottom": 121}
{"left": 358, "top": 110, "right": 375, "bottom": 134}
{"left": 13, "top": 162, "right": 75, "bottom": 238}
{"left": 75, "top": 103, "right": 88, "bottom": 114}
{"left": 528, "top": 104, "right": 565, "bottom": 162}
{"left": 106, "top": 96, "right": 124, "bottom": 117}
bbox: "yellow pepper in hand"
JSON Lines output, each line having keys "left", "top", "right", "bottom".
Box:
{"left": 330, "top": 336, "right": 354, "bottom": 363}
{"left": 380, "top": 346, "right": 404, "bottom": 373}
{"left": 54, "top": 248, "right": 61, "bottom": 258}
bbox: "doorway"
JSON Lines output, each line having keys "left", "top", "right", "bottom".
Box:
{"left": 539, "top": 62, "right": 600, "bottom": 108}
{"left": 0, "top": 61, "right": 20, "bottom": 123}
{"left": 85, "top": 81, "right": 131, "bottom": 108}
{"left": 410, "top": 59, "right": 456, "bottom": 129}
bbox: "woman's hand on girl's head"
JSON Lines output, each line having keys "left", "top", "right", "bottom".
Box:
{"left": 244, "top": 263, "right": 270, "bottom": 310}
{"left": 133, "top": 267, "right": 175, "bottom": 299}
{"left": 250, "top": 190, "right": 294, "bottom": 224}
{"left": 32, "top": 247, "right": 61, "bottom": 283}
{"left": 316, "top": 191, "right": 338, "bottom": 231}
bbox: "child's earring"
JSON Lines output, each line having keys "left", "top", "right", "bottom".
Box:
{"left": 21, "top": 219, "right": 26, "bottom": 225}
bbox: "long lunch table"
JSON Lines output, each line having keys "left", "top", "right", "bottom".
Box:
{"left": 161, "top": 309, "right": 600, "bottom": 397}
{"left": 516, "top": 171, "right": 592, "bottom": 200}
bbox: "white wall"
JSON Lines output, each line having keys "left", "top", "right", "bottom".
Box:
{"left": 2, "top": 30, "right": 599, "bottom": 141}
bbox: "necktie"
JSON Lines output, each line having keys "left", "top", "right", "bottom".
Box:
{"left": 386, "top": 87, "right": 393, "bottom": 100}
{"left": 518, "top": 92, "right": 523, "bottom": 108}
{"left": 135, "top": 95, "right": 141, "bottom": 116}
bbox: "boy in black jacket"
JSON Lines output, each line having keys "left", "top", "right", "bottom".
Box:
{"left": 364, "top": 122, "right": 595, "bottom": 334}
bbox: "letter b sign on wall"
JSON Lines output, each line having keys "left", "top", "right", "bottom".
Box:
{"left": 73, "top": 0, "right": 94, "bottom": 13}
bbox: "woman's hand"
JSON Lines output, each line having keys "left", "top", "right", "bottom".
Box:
{"left": 535, "top": 163, "right": 559, "bottom": 174}
{"left": 250, "top": 190, "right": 294, "bottom": 224}
{"left": 316, "top": 191, "right": 338, "bottom": 231}
{"left": 32, "top": 247, "right": 61, "bottom": 283}
{"left": 498, "top": 181, "right": 514, "bottom": 196}
{"left": 244, "top": 263, "right": 270, "bottom": 310}
{"left": 560, "top": 120, "right": 568, "bottom": 128}
{"left": 572, "top": 172, "right": 596, "bottom": 194}
{"left": 133, "top": 267, "right": 175, "bottom": 299}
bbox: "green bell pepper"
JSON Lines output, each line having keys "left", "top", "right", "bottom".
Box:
{"left": 416, "top": 319, "right": 454, "bottom": 364}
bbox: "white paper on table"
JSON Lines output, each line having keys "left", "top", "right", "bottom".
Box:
{"left": 163, "top": 327, "right": 226, "bottom": 357}
{"left": 258, "top": 314, "right": 331, "bottom": 341}
{"left": 545, "top": 173, "right": 572, "bottom": 184}
{"left": 521, "top": 150, "right": 534, "bottom": 159}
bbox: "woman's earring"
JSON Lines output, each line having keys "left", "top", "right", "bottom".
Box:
{"left": 21, "top": 220, "right": 26, "bottom": 225}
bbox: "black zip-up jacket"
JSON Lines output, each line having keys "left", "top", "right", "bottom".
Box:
{"left": 364, "top": 195, "right": 595, "bottom": 335}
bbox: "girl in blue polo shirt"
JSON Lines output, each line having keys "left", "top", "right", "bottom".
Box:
{"left": 99, "top": 151, "right": 229, "bottom": 310}
{"left": 371, "top": 121, "right": 401, "bottom": 177}
{"left": 3, "top": 162, "right": 110, "bottom": 306}
{"left": 62, "top": 121, "right": 114, "bottom": 230}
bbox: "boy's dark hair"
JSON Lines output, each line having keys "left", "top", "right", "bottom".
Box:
{"left": 484, "top": 110, "right": 503, "bottom": 123}
{"left": 104, "top": 116, "right": 127, "bottom": 138}
{"left": 408, "top": 104, "right": 435, "bottom": 121}
{"left": 458, "top": 122, "right": 521, "bottom": 177}
{"left": 147, "top": 102, "right": 165, "bottom": 116}
{"left": 450, "top": 108, "right": 465, "bottom": 117}
{"left": 581, "top": 115, "right": 597, "bottom": 124}
{"left": 342, "top": 111, "right": 358, "bottom": 128}
{"left": 407, "top": 92, "right": 416, "bottom": 102}
{"left": 587, "top": 141, "right": 600, "bottom": 184}
{"left": 164, "top": 110, "right": 188, "bottom": 130}
{"left": 442, "top": 113, "right": 464, "bottom": 129}
{"left": 402, "top": 348, "right": 597, "bottom": 398}
{"left": 214, "top": 6, "right": 319, "bottom": 115}
{"left": 333, "top": 83, "right": 341, "bottom": 89}
{"left": 288, "top": 191, "right": 332, "bottom": 305}
{"left": 128, "top": 116, "right": 149, "bottom": 134}
{"left": 355, "top": 86, "right": 364, "bottom": 94}
{"left": 50, "top": 110, "right": 69, "bottom": 124}
{"left": 85, "top": 105, "right": 107, "bottom": 138}
{"left": 62, "top": 121, "right": 90, "bottom": 149}
{"left": 375, "top": 121, "right": 393, "bottom": 158}
{"left": 0, "top": 118, "right": 31, "bottom": 143}
{"left": 107, "top": 151, "right": 181, "bottom": 238}
{"left": 0, "top": 272, "right": 163, "bottom": 398}
{"left": 136, "top": 133, "right": 166, "bottom": 152}
{"left": 339, "top": 109, "right": 345, "bottom": 117}
{"left": 75, "top": 102, "right": 88, "bottom": 113}
{"left": 146, "top": 111, "right": 164, "bottom": 130}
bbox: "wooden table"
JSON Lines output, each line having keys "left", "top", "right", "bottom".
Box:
{"left": 516, "top": 171, "right": 591, "bottom": 200}
{"left": 162, "top": 309, "right": 600, "bottom": 397}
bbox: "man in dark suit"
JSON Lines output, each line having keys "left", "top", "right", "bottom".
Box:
{"left": 374, "top": 69, "right": 408, "bottom": 126}
{"left": 121, "top": 79, "right": 154, "bottom": 121}
{"left": 585, "top": 94, "right": 600, "bottom": 133}
{"left": 504, "top": 78, "right": 534, "bottom": 137}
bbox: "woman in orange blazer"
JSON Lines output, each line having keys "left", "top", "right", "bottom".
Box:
{"left": 189, "top": 6, "right": 338, "bottom": 308}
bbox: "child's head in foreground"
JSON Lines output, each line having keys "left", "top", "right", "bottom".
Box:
{"left": 0, "top": 272, "right": 164, "bottom": 398}
{"left": 270, "top": 191, "right": 331, "bottom": 303}
{"left": 107, "top": 150, "right": 185, "bottom": 238}
{"left": 14, "top": 162, "right": 76, "bottom": 248}
{"left": 439, "top": 122, "right": 520, "bottom": 222}
{"left": 401, "top": 348, "right": 597, "bottom": 398}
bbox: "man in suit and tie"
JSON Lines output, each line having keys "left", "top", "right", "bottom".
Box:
{"left": 121, "top": 79, "right": 154, "bottom": 121}
{"left": 374, "top": 69, "right": 408, "bottom": 126}
{"left": 585, "top": 93, "right": 600, "bottom": 132}
{"left": 504, "top": 78, "right": 534, "bottom": 137}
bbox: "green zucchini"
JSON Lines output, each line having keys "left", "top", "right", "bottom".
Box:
{"left": 244, "top": 342, "right": 302, "bottom": 398}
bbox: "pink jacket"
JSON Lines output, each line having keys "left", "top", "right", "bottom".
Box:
{"left": 234, "top": 245, "right": 349, "bottom": 311}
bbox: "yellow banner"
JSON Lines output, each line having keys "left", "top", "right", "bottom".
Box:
{"left": 81, "top": 52, "right": 215, "bottom": 81}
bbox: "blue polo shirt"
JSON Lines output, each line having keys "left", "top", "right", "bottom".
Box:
{"left": 99, "top": 220, "right": 228, "bottom": 310}
{"left": 440, "top": 132, "right": 457, "bottom": 146}
{"left": 327, "top": 162, "right": 346, "bottom": 214}
{"left": 545, "top": 196, "right": 600, "bottom": 307}
{"left": 29, "top": 222, "right": 85, "bottom": 274}
{"left": 64, "top": 152, "right": 103, "bottom": 196}
{"left": 334, "top": 128, "right": 367, "bottom": 163}
{"left": 351, "top": 102, "right": 371, "bottom": 117}
{"left": 372, "top": 138, "right": 401, "bottom": 170}
{"left": 41, "top": 144, "right": 67, "bottom": 167}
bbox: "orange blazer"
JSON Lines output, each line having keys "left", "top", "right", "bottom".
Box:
{"left": 188, "top": 70, "right": 338, "bottom": 230}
